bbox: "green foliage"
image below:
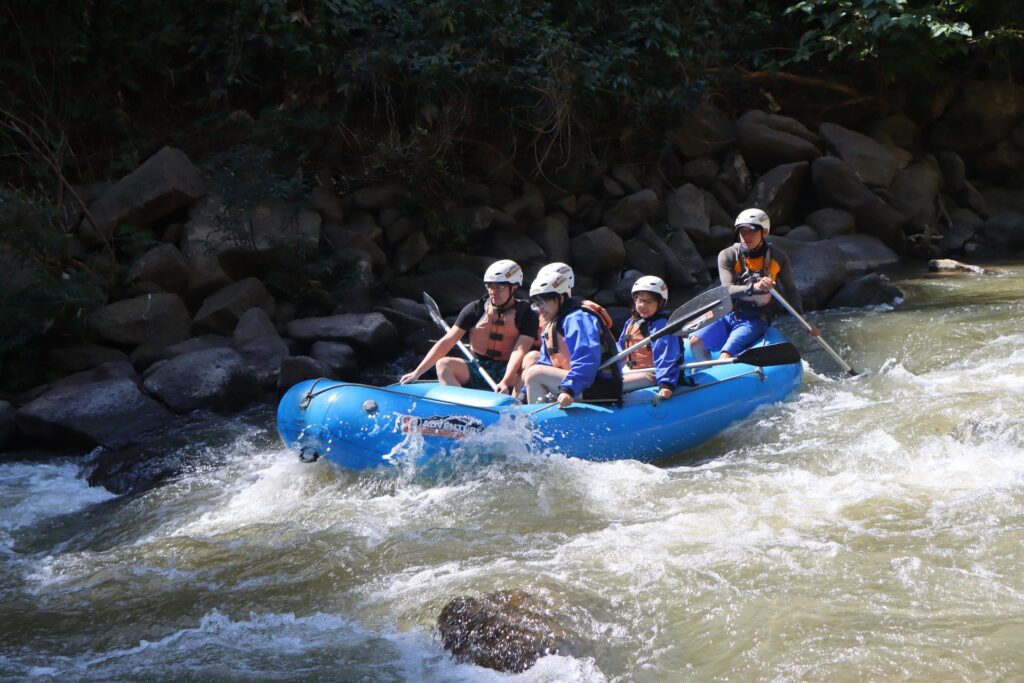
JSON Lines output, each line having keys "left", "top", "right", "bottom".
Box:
{"left": 781, "top": 0, "right": 1023, "bottom": 82}
{"left": 0, "top": 188, "right": 105, "bottom": 360}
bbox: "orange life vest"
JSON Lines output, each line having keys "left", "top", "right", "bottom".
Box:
{"left": 542, "top": 299, "right": 615, "bottom": 371}
{"left": 622, "top": 312, "right": 669, "bottom": 369}
{"left": 468, "top": 299, "right": 519, "bottom": 362}
{"left": 733, "top": 247, "right": 781, "bottom": 309}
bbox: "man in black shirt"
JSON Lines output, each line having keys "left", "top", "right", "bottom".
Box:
{"left": 399, "top": 260, "right": 539, "bottom": 393}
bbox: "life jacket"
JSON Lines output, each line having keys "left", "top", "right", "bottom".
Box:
{"left": 733, "top": 245, "right": 781, "bottom": 313}
{"left": 623, "top": 311, "right": 670, "bottom": 369}
{"left": 542, "top": 299, "right": 617, "bottom": 371}
{"left": 467, "top": 296, "right": 520, "bottom": 362}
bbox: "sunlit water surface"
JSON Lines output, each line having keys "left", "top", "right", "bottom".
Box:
{"left": 2, "top": 263, "right": 1023, "bottom": 681}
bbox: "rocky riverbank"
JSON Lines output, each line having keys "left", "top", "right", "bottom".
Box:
{"left": 3, "top": 79, "right": 1024, "bottom": 462}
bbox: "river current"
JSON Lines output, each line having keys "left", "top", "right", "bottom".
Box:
{"left": 2, "top": 264, "right": 1023, "bottom": 681}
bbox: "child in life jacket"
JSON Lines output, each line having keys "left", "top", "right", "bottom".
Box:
{"left": 522, "top": 270, "right": 623, "bottom": 408}
{"left": 618, "top": 275, "right": 679, "bottom": 400}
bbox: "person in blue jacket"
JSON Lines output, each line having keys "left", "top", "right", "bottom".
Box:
{"left": 618, "top": 275, "right": 679, "bottom": 400}
{"left": 522, "top": 269, "right": 623, "bottom": 408}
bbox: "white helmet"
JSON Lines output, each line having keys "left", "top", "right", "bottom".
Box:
{"left": 734, "top": 208, "right": 771, "bottom": 235}
{"left": 483, "top": 259, "right": 523, "bottom": 286}
{"left": 536, "top": 262, "right": 575, "bottom": 291}
{"left": 529, "top": 272, "right": 571, "bottom": 298}
{"left": 631, "top": 275, "right": 668, "bottom": 301}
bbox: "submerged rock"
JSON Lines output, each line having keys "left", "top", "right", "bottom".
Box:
{"left": 436, "top": 590, "right": 566, "bottom": 673}
{"left": 927, "top": 259, "right": 1002, "bottom": 274}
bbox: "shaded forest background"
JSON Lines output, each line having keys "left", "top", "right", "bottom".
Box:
{"left": 1, "top": 0, "right": 1022, "bottom": 390}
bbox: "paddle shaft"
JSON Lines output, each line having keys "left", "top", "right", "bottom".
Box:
{"left": 598, "top": 287, "right": 731, "bottom": 371}
{"left": 422, "top": 293, "right": 500, "bottom": 391}
{"left": 770, "top": 289, "right": 857, "bottom": 376}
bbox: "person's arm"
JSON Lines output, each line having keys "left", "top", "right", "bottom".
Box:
{"left": 398, "top": 327, "right": 464, "bottom": 384}
{"left": 650, "top": 323, "right": 680, "bottom": 395}
{"left": 556, "top": 314, "right": 602, "bottom": 400}
{"left": 497, "top": 335, "right": 533, "bottom": 393}
{"left": 717, "top": 247, "right": 747, "bottom": 298}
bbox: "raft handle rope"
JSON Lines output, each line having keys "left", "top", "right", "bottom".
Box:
{"left": 296, "top": 381, "right": 506, "bottom": 416}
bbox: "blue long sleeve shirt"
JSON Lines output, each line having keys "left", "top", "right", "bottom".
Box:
{"left": 616, "top": 316, "right": 681, "bottom": 389}
{"left": 537, "top": 308, "right": 605, "bottom": 397}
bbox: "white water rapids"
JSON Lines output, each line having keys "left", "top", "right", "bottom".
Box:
{"left": 1, "top": 264, "right": 1023, "bottom": 681}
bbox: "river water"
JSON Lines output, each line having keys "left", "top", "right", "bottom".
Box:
{"left": 2, "top": 264, "right": 1023, "bottom": 681}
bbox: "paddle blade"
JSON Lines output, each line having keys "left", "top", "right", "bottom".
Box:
{"left": 669, "top": 285, "right": 732, "bottom": 337}
{"left": 422, "top": 292, "right": 450, "bottom": 331}
{"left": 734, "top": 343, "right": 802, "bottom": 367}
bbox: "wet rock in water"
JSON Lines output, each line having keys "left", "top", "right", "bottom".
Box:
{"left": 0, "top": 401, "right": 17, "bottom": 450}
{"left": 436, "top": 590, "right": 566, "bottom": 673}
{"left": 826, "top": 273, "right": 903, "bottom": 308}
{"left": 927, "top": 259, "right": 1002, "bottom": 274}
{"left": 16, "top": 378, "right": 175, "bottom": 450}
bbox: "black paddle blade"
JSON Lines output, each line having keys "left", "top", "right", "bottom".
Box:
{"left": 735, "top": 343, "right": 802, "bottom": 367}
{"left": 422, "top": 292, "right": 448, "bottom": 330}
{"left": 668, "top": 285, "right": 732, "bottom": 337}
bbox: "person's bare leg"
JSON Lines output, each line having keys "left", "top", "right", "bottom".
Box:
{"left": 688, "top": 336, "right": 710, "bottom": 362}
{"left": 436, "top": 357, "right": 472, "bottom": 386}
{"left": 524, "top": 365, "right": 568, "bottom": 403}
{"left": 622, "top": 369, "right": 656, "bottom": 392}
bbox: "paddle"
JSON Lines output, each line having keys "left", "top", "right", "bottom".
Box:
{"left": 422, "top": 292, "right": 500, "bottom": 391}
{"left": 770, "top": 289, "right": 858, "bottom": 376}
{"left": 599, "top": 285, "right": 732, "bottom": 371}
{"left": 680, "top": 342, "right": 801, "bottom": 370}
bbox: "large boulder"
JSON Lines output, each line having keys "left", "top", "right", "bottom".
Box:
{"left": 930, "top": 81, "right": 1024, "bottom": 153}
{"left": 418, "top": 269, "right": 487, "bottom": 315}
{"left": 126, "top": 243, "right": 191, "bottom": 294}
{"left": 744, "top": 161, "right": 809, "bottom": 228}
{"left": 309, "top": 341, "right": 359, "bottom": 380}
{"left": 90, "top": 293, "right": 192, "bottom": 346}
{"left": 16, "top": 378, "right": 175, "bottom": 449}
{"left": 192, "top": 277, "right": 274, "bottom": 335}
{"left": 769, "top": 236, "right": 847, "bottom": 311}
{"left": 278, "top": 356, "right": 331, "bottom": 392}
{"left": 735, "top": 110, "right": 822, "bottom": 173}
{"left": 248, "top": 200, "right": 321, "bottom": 253}
{"left": 231, "top": 308, "right": 289, "bottom": 388}
{"left": 889, "top": 159, "right": 943, "bottom": 236}
{"left": 981, "top": 211, "right": 1024, "bottom": 248}
{"left": 826, "top": 273, "right": 903, "bottom": 309}
{"left": 307, "top": 186, "right": 344, "bottom": 224}
{"left": 828, "top": 234, "right": 900, "bottom": 274}
{"left": 178, "top": 196, "right": 234, "bottom": 297}
{"left": 635, "top": 224, "right": 698, "bottom": 289}
{"left": 486, "top": 233, "right": 546, "bottom": 266}
{"left": 0, "top": 401, "right": 15, "bottom": 450}
{"left": 672, "top": 101, "right": 736, "bottom": 158}
{"left": 975, "top": 140, "right": 1024, "bottom": 183}
{"left": 143, "top": 347, "right": 261, "bottom": 413}
{"left": 570, "top": 227, "right": 625, "bottom": 279}
{"left": 48, "top": 344, "right": 130, "bottom": 375}
{"left": 436, "top": 591, "right": 567, "bottom": 674}
{"left": 818, "top": 122, "right": 911, "bottom": 188}
{"left": 529, "top": 214, "right": 571, "bottom": 263}
{"left": 603, "top": 189, "right": 658, "bottom": 236}
{"left": 80, "top": 146, "right": 205, "bottom": 244}
{"left": 667, "top": 229, "right": 710, "bottom": 288}
{"left": 806, "top": 208, "right": 856, "bottom": 239}
{"left": 811, "top": 157, "right": 906, "bottom": 251}
{"left": 286, "top": 312, "right": 400, "bottom": 359}
{"left": 666, "top": 184, "right": 711, "bottom": 240}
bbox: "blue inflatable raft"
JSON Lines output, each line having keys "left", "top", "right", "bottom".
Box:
{"left": 277, "top": 327, "right": 803, "bottom": 469}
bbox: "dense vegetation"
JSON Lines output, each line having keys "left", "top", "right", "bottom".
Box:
{"left": 1, "top": 0, "right": 1021, "bottom": 389}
